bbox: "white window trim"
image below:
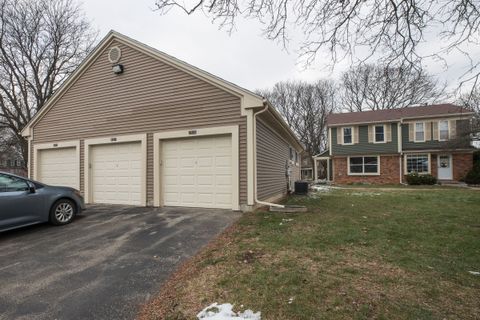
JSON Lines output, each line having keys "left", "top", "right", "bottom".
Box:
{"left": 373, "top": 124, "right": 386, "bottom": 144}
{"left": 404, "top": 153, "right": 431, "bottom": 175}
{"left": 342, "top": 127, "right": 354, "bottom": 145}
{"left": 347, "top": 155, "right": 380, "bottom": 176}
{"left": 438, "top": 120, "right": 449, "bottom": 141}
{"left": 33, "top": 140, "right": 81, "bottom": 190}
{"left": 414, "top": 122, "right": 426, "bottom": 142}
{"left": 153, "top": 125, "right": 239, "bottom": 210}
{"left": 84, "top": 134, "right": 147, "bottom": 205}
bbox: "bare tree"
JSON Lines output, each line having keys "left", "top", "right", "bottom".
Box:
{"left": 258, "top": 80, "right": 337, "bottom": 157}
{"left": 341, "top": 64, "right": 444, "bottom": 112}
{"left": 458, "top": 87, "right": 480, "bottom": 145}
{"left": 0, "top": 0, "right": 97, "bottom": 166}
{"left": 153, "top": 0, "right": 480, "bottom": 90}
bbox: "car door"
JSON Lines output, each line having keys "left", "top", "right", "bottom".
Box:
{"left": 0, "top": 174, "right": 45, "bottom": 230}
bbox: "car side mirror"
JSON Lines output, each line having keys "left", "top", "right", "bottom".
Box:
{"left": 27, "top": 182, "right": 36, "bottom": 194}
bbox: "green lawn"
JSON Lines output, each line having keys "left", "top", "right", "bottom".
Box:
{"left": 140, "top": 188, "right": 480, "bottom": 320}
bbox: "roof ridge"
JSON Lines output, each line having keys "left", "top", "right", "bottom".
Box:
{"left": 327, "top": 104, "right": 473, "bottom": 126}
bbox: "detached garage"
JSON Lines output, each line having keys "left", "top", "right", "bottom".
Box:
{"left": 22, "top": 31, "right": 303, "bottom": 211}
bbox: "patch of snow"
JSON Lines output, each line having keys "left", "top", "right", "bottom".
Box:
{"left": 310, "top": 185, "right": 332, "bottom": 192}
{"left": 279, "top": 218, "right": 294, "bottom": 226}
{"left": 349, "top": 192, "right": 383, "bottom": 196}
{"left": 468, "top": 271, "right": 480, "bottom": 276}
{"left": 197, "top": 303, "right": 261, "bottom": 320}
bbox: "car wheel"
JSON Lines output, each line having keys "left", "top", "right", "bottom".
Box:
{"left": 50, "top": 199, "right": 76, "bottom": 226}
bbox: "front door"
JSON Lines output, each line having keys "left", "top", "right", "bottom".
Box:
{"left": 437, "top": 154, "right": 453, "bottom": 180}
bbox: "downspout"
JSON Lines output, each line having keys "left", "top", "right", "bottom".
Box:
{"left": 398, "top": 119, "right": 407, "bottom": 185}
{"left": 253, "top": 101, "right": 285, "bottom": 208}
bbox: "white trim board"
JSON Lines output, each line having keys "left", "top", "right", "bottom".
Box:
{"left": 33, "top": 140, "right": 81, "bottom": 190}
{"left": 153, "top": 125, "right": 240, "bottom": 211}
{"left": 84, "top": 133, "right": 147, "bottom": 205}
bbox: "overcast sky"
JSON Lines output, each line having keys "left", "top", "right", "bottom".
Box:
{"left": 82, "top": 0, "right": 480, "bottom": 96}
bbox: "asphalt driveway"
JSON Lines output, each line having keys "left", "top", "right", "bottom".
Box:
{"left": 0, "top": 205, "right": 241, "bottom": 320}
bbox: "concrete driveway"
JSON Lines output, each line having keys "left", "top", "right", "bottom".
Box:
{"left": 0, "top": 205, "right": 241, "bottom": 320}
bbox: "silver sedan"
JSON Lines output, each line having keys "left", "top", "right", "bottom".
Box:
{"left": 0, "top": 172, "right": 85, "bottom": 232}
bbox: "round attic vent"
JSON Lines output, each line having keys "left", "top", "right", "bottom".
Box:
{"left": 108, "top": 46, "right": 122, "bottom": 63}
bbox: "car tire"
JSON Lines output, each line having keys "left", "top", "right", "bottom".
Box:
{"left": 49, "top": 199, "right": 77, "bottom": 226}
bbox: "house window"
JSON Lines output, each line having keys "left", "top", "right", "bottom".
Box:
{"left": 415, "top": 122, "right": 425, "bottom": 142}
{"left": 343, "top": 127, "right": 353, "bottom": 144}
{"left": 375, "top": 125, "right": 385, "bottom": 142}
{"left": 289, "top": 147, "right": 294, "bottom": 161}
{"left": 348, "top": 156, "right": 379, "bottom": 175}
{"left": 439, "top": 120, "right": 449, "bottom": 141}
{"left": 295, "top": 151, "right": 299, "bottom": 164}
{"left": 406, "top": 154, "right": 429, "bottom": 174}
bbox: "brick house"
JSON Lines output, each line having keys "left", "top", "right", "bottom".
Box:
{"left": 314, "top": 104, "right": 475, "bottom": 184}
{"left": 0, "top": 152, "right": 27, "bottom": 177}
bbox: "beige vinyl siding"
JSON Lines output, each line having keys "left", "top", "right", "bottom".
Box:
{"left": 256, "top": 119, "right": 289, "bottom": 201}
{"left": 31, "top": 40, "right": 247, "bottom": 205}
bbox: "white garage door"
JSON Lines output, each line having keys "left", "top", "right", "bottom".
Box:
{"left": 90, "top": 142, "right": 142, "bottom": 205}
{"left": 162, "top": 135, "right": 233, "bottom": 209}
{"left": 37, "top": 147, "right": 78, "bottom": 189}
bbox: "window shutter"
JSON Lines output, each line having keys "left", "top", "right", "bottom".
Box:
{"left": 368, "top": 125, "right": 374, "bottom": 143}
{"left": 432, "top": 121, "right": 439, "bottom": 140}
{"left": 408, "top": 123, "right": 414, "bottom": 142}
{"left": 337, "top": 128, "right": 342, "bottom": 145}
{"left": 425, "top": 122, "right": 432, "bottom": 141}
{"left": 449, "top": 120, "right": 456, "bottom": 138}
{"left": 386, "top": 124, "right": 392, "bottom": 142}
{"left": 354, "top": 126, "right": 359, "bottom": 144}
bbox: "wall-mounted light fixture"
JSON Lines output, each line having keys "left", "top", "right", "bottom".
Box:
{"left": 112, "top": 64, "right": 124, "bottom": 74}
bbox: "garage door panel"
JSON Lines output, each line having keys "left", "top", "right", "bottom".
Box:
{"left": 162, "top": 135, "right": 233, "bottom": 209}
{"left": 216, "top": 155, "right": 232, "bottom": 167}
{"left": 197, "top": 157, "right": 213, "bottom": 167}
{"left": 37, "top": 147, "right": 78, "bottom": 189}
{"left": 216, "top": 175, "right": 232, "bottom": 186}
{"left": 91, "top": 142, "right": 142, "bottom": 205}
{"left": 197, "top": 175, "right": 213, "bottom": 185}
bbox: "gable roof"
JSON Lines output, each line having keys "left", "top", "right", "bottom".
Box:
{"left": 327, "top": 104, "right": 474, "bottom": 126}
{"left": 21, "top": 30, "right": 267, "bottom": 137}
